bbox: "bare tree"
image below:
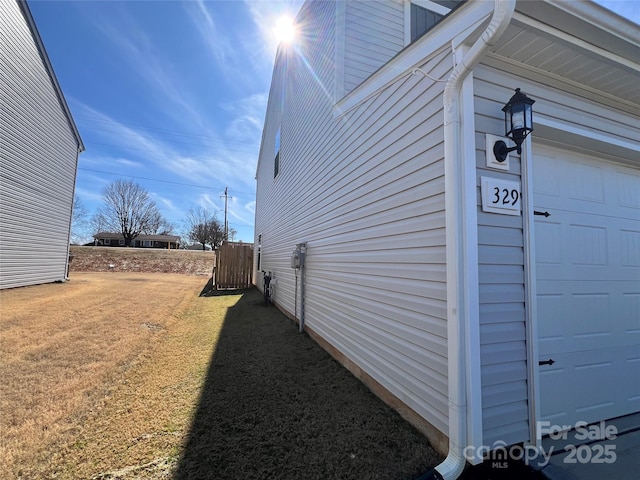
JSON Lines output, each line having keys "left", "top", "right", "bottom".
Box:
{"left": 98, "top": 179, "right": 162, "bottom": 246}
{"left": 70, "top": 194, "right": 89, "bottom": 244}
{"left": 185, "top": 207, "right": 214, "bottom": 251}
{"left": 228, "top": 227, "right": 237, "bottom": 242}
{"left": 90, "top": 211, "right": 109, "bottom": 244}
{"left": 206, "top": 218, "right": 225, "bottom": 250}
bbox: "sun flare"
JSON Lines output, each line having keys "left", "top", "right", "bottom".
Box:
{"left": 274, "top": 15, "right": 296, "bottom": 44}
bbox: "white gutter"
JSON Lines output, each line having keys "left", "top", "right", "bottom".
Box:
{"left": 425, "top": 1, "right": 516, "bottom": 479}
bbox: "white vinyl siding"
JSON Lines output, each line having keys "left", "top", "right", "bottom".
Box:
{"left": 474, "top": 71, "right": 529, "bottom": 446}
{"left": 341, "top": 0, "right": 404, "bottom": 96}
{"left": 0, "top": 0, "right": 80, "bottom": 289}
{"left": 255, "top": 0, "right": 452, "bottom": 436}
{"left": 474, "top": 59, "right": 640, "bottom": 446}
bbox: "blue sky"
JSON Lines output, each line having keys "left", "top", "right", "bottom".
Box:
{"left": 29, "top": 0, "right": 639, "bottom": 244}
{"left": 30, "top": 0, "right": 304, "bottom": 244}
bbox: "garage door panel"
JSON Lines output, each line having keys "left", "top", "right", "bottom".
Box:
{"left": 621, "top": 293, "right": 640, "bottom": 334}
{"left": 536, "top": 215, "right": 640, "bottom": 281}
{"left": 615, "top": 169, "right": 640, "bottom": 209}
{"left": 534, "top": 145, "right": 640, "bottom": 426}
{"left": 621, "top": 229, "right": 640, "bottom": 267}
{"left": 539, "top": 346, "right": 640, "bottom": 425}
{"left": 538, "top": 284, "right": 639, "bottom": 354}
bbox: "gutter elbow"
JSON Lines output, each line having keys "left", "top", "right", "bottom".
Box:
{"left": 415, "top": 450, "right": 465, "bottom": 480}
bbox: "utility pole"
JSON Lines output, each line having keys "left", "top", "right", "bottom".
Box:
{"left": 221, "top": 187, "right": 229, "bottom": 241}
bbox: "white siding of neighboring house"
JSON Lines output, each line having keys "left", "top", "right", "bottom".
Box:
{"left": 473, "top": 60, "right": 640, "bottom": 446}
{"left": 255, "top": 0, "right": 454, "bottom": 439}
{"left": 340, "top": 0, "right": 405, "bottom": 97}
{"left": 0, "top": 0, "right": 81, "bottom": 289}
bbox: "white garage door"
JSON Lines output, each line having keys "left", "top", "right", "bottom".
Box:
{"left": 534, "top": 145, "right": 640, "bottom": 426}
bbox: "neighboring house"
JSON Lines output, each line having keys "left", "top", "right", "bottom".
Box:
{"left": 93, "top": 232, "right": 181, "bottom": 249}
{"left": 0, "top": 0, "right": 84, "bottom": 290}
{"left": 254, "top": 0, "right": 639, "bottom": 476}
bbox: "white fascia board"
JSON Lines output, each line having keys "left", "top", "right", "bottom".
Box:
{"left": 511, "top": 12, "right": 640, "bottom": 74}
{"left": 334, "top": 0, "right": 493, "bottom": 117}
{"left": 543, "top": 0, "right": 640, "bottom": 48}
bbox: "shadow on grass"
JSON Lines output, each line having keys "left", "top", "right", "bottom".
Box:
{"left": 198, "top": 277, "right": 244, "bottom": 297}
{"left": 174, "top": 288, "right": 441, "bottom": 480}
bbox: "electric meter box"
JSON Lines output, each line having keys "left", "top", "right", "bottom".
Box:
{"left": 291, "top": 244, "right": 306, "bottom": 269}
{"left": 291, "top": 250, "right": 300, "bottom": 269}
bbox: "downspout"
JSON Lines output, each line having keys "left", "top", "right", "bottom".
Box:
{"left": 419, "top": 1, "right": 516, "bottom": 479}
{"left": 298, "top": 242, "right": 307, "bottom": 333}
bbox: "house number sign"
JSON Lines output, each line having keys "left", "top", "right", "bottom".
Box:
{"left": 480, "top": 176, "right": 521, "bottom": 216}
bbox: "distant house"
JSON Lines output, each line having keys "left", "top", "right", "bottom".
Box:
{"left": 0, "top": 0, "right": 85, "bottom": 289}
{"left": 254, "top": 0, "right": 639, "bottom": 476}
{"left": 93, "top": 232, "right": 181, "bottom": 249}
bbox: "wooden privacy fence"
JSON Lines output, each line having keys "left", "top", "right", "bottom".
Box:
{"left": 213, "top": 242, "right": 254, "bottom": 290}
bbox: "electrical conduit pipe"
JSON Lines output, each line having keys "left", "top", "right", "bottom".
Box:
{"left": 417, "top": 1, "right": 516, "bottom": 479}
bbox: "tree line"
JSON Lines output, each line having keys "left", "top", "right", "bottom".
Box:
{"left": 72, "top": 179, "right": 236, "bottom": 251}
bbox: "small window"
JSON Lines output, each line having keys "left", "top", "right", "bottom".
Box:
{"left": 143, "top": 240, "right": 152, "bottom": 247}
{"left": 410, "top": 1, "right": 464, "bottom": 42}
{"left": 118, "top": 239, "right": 125, "bottom": 246}
{"left": 274, "top": 127, "right": 281, "bottom": 178}
{"left": 104, "top": 238, "right": 111, "bottom": 245}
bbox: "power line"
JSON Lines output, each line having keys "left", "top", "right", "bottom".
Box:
{"left": 78, "top": 167, "right": 256, "bottom": 196}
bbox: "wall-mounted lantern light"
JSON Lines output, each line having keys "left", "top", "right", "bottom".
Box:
{"left": 493, "top": 88, "right": 535, "bottom": 162}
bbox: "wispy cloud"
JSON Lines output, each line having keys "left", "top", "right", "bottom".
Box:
{"left": 222, "top": 93, "right": 268, "bottom": 143}
{"left": 79, "top": 2, "right": 208, "bottom": 129}
{"left": 186, "top": 0, "right": 237, "bottom": 79}
{"left": 73, "top": 97, "right": 257, "bottom": 229}
{"left": 115, "top": 158, "right": 143, "bottom": 168}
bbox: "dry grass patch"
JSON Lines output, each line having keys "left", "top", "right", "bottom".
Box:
{"left": 0, "top": 273, "right": 210, "bottom": 478}
{"left": 1, "top": 274, "right": 442, "bottom": 480}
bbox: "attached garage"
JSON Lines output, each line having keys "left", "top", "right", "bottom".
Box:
{"left": 534, "top": 145, "right": 640, "bottom": 426}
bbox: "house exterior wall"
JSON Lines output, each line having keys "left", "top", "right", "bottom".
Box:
{"left": 255, "top": 0, "right": 454, "bottom": 441}
{"left": 341, "top": 0, "right": 405, "bottom": 96}
{"left": 257, "top": 0, "right": 639, "bottom": 456}
{"left": 0, "top": 0, "right": 81, "bottom": 289}
{"left": 473, "top": 59, "right": 640, "bottom": 446}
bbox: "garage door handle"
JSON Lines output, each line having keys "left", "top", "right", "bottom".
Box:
{"left": 534, "top": 210, "right": 550, "bottom": 217}
{"left": 539, "top": 358, "right": 555, "bottom": 366}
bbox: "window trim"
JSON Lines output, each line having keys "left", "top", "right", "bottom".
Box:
{"left": 104, "top": 238, "right": 111, "bottom": 245}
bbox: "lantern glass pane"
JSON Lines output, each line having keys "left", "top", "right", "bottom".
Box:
{"left": 512, "top": 108, "right": 525, "bottom": 131}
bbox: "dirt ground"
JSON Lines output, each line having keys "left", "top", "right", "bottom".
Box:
{"left": 0, "top": 272, "right": 442, "bottom": 479}
{"left": 69, "top": 246, "right": 214, "bottom": 276}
